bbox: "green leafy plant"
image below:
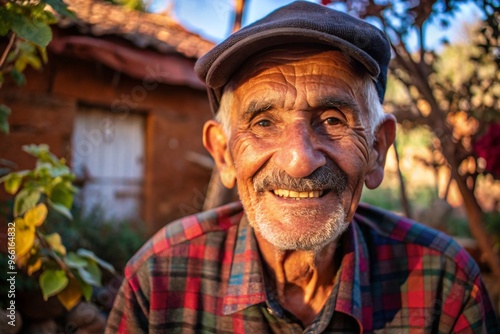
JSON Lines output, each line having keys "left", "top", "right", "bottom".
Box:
{"left": 0, "top": 0, "right": 75, "bottom": 133}
{"left": 0, "top": 144, "right": 115, "bottom": 310}
{"left": 54, "top": 206, "right": 146, "bottom": 274}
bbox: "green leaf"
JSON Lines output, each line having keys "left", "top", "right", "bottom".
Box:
{"left": 49, "top": 165, "right": 71, "bottom": 178}
{"left": 23, "top": 144, "right": 55, "bottom": 162}
{"left": 0, "top": 104, "right": 11, "bottom": 134}
{"left": 14, "top": 188, "right": 41, "bottom": 217}
{"left": 23, "top": 144, "right": 47, "bottom": 156}
{"left": 77, "top": 248, "right": 115, "bottom": 273}
{"left": 64, "top": 252, "right": 88, "bottom": 269}
{"left": 0, "top": 25, "right": 11, "bottom": 37}
{"left": 43, "top": 0, "right": 76, "bottom": 19}
{"left": 50, "top": 181, "right": 74, "bottom": 209}
{"left": 39, "top": 269, "right": 69, "bottom": 300}
{"left": 11, "top": 14, "right": 52, "bottom": 48}
{"left": 35, "top": 161, "right": 53, "bottom": 173}
{"left": 80, "top": 282, "right": 93, "bottom": 301}
{"left": 74, "top": 273, "right": 93, "bottom": 301}
{"left": 47, "top": 199, "right": 73, "bottom": 220}
{"left": 10, "top": 69, "right": 26, "bottom": 86}
{"left": 0, "top": 7, "right": 13, "bottom": 36}
{"left": 77, "top": 260, "right": 102, "bottom": 287}
{"left": 2, "top": 172, "right": 23, "bottom": 194}
{"left": 45, "top": 11, "right": 58, "bottom": 26}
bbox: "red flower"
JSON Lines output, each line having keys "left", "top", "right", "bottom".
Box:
{"left": 474, "top": 123, "right": 500, "bottom": 179}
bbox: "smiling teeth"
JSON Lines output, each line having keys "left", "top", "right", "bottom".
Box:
{"left": 273, "top": 189, "right": 322, "bottom": 199}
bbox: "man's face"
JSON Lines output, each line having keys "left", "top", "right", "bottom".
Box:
{"left": 207, "top": 46, "right": 383, "bottom": 251}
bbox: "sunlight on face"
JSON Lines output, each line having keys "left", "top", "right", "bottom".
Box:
{"left": 223, "top": 46, "right": 377, "bottom": 251}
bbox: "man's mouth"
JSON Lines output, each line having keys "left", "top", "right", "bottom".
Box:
{"left": 272, "top": 189, "right": 325, "bottom": 199}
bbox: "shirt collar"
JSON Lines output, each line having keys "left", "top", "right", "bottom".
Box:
{"left": 221, "top": 211, "right": 373, "bottom": 330}
{"left": 222, "top": 214, "right": 267, "bottom": 315}
{"left": 330, "top": 220, "right": 372, "bottom": 329}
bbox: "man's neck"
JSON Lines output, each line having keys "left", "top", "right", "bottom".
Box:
{"left": 255, "top": 232, "right": 340, "bottom": 326}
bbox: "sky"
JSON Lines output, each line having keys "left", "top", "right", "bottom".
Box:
{"left": 149, "top": 0, "right": 483, "bottom": 51}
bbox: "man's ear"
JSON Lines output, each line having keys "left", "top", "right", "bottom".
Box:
{"left": 365, "top": 114, "right": 396, "bottom": 189}
{"left": 203, "top": 120, "right": 236, "bottom": 189}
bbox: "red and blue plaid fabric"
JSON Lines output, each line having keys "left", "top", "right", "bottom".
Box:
{"left": 105, "top": 202, "right": 499, "bottom": 333}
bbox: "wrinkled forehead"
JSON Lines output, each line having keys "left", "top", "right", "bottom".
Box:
{"left": 227, "top": 43, "right": 367, "bottom": 92}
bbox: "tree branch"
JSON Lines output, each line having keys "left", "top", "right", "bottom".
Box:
{"left": 419, "top": 23, "right": 425, "bottom": 63}
{"left": 232, "top": 0, "right": 246, "bottom": 33}
{"left": 36, "top": 230, "right": 76, "bottom": 280}
{"left": 0, "top": 32, "right": 16, "bottom": 70}
{"left": 393, "top": 140, "right": 412, "bottom": 218}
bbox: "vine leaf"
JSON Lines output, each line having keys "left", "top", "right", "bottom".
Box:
{"left": 10, "top": 14, "right": 52, "bottom": 48}
{"left": 77, "top": 248, "right": 115, "bottom": 273}
{"left": 65, "top": 252, "right": 88, "bottom": 269}
{"left": 1, "top": 170, "right": 23, "bottom": 194}
{"left": 24, "top": 203, "right": 48, "bottom": 227}
{"left": 39, "top": 269, "right": 69, "bottom": 300}
{"left": 77, "top": 260, "right": 102, "bottom": 287}
{"left": 45, "top": 232, "right": 67, "bottom": 256}
{"left": 14, "top": 217, "right": 35, "bottom": 258}
{"left": 14, "top": 188, "right": 40, "bottom": 217}
{"left": 48, "top": 199, "right": 73, "bottom": 220}
{"left": 57, "top": 278, "right": 82, "bottom": 310}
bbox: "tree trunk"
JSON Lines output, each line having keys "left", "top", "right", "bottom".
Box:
{"left": 442, "top": 140, "right": 500, "bottom": 278}
{"left": 393, "top": 140, "right": 412, "bottom": 218}
{"left": 391, "top": 47, "right": 500, "bottom": 278}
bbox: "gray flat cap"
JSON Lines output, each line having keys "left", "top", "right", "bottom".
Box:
{"left": 195, "top": 0, "right": 391, "bottom": 114}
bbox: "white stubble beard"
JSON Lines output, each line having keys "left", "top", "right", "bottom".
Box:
{"left": 246, "top": 197, "right": 349, "bottom": 252}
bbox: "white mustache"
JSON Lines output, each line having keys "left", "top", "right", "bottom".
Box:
{"left": 253, "top": 166, "right": 348, "bottom": 195}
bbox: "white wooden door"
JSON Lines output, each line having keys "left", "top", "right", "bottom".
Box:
{"left": 72, "top": 108, "right": 145, "bottom": 221}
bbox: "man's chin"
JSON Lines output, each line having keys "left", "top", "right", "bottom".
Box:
{"left": 248, "top": 204, "right": 349, "bottom": 251}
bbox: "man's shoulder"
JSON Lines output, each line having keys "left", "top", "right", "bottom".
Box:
{"left": 124, "top": 201, "right": 244, "bottom": 278}
{"left": 354, "top": 202, "right": 480, "bottom": 277}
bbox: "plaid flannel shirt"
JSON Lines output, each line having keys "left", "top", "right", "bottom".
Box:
{"left": 105, "top": 202, "right": 499, "bottom": 333}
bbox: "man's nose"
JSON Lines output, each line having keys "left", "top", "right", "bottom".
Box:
{"left": 274, "top": 123, "right": 326, "bottom": 178}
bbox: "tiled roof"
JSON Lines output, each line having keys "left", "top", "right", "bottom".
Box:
{"left": 58, "top": 0, "right": 215, "bottom": 59}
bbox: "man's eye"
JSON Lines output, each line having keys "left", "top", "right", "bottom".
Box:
{"left": 256, "top": 119, "right": 271, "bottom": 127}
{"left": 324, "top": 117, "right": 341, "bottom": 125}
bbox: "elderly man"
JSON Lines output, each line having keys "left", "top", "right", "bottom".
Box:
{"left": 106, "top": 1, "right": 499, "bottom": 333}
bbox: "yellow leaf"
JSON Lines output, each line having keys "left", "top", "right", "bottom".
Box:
{"left": 27, "top": 258, "right": 42, "bottom": 275}
{"left": 45, "top": 233, "right": 67, "bottom": 256}
{"left": 25, "top": 53, "right": 42, "bottom": 70}
{"left": 14, "top": 56, "right": 28, "bottom": 72}
{"left": 15, "top": 217, "right": 35, "bottom": 258}
{"left": 24, "top": 203, "right": 47, "bottom": 227}
{"left": 57, "top": 278, "right": 82, "bottom": 310}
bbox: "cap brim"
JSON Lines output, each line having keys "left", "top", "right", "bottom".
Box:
{"left": 198, "top": 27, "right": 381, "bottom": 114}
